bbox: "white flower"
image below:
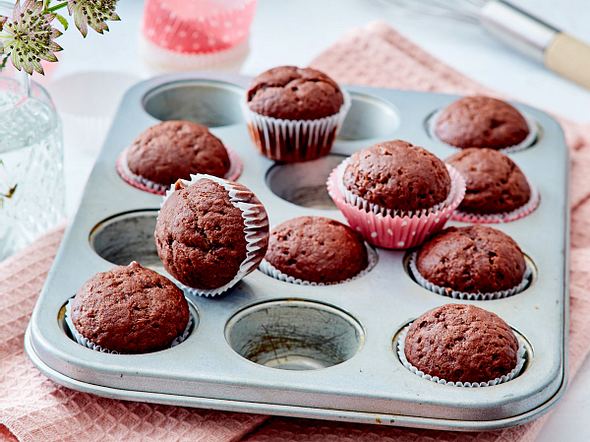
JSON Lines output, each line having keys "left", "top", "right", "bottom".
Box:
{"left": 0, "top": 0, "right": 62, "bottom": 75}
{"left": 67, "top": 0, "right": 120, "bottom": 37}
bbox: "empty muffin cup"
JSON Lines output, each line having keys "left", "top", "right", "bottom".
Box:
{"left": 225, "top": 299, "right": 364, "bottom": 370}
{"left": 397, "top": 324, "right": 526, "bottom": 387}
{"left": 116, "top": 146, "right": 243, "bottom": 195}
{"left": 327, "top": 158, "right": 466, "bottom": 249}
{"left": 408, "top": 252, "right": 533, "bottom": 300}
{"left": 158, "top": 174, "right": 269, "bottom": 297}
{"left": 242, "top": 91, "right": 351, "bottom": 162}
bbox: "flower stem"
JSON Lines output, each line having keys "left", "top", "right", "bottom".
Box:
{"left": 47, "top": 2, "right": 68, "bottom": 13}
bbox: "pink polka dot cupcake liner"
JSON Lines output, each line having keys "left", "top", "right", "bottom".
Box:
{"left": 142, "top": 0, "right": 256, "bottom": 55}
{"left": 327, "top": 159, "right": 466, "bottom": 249}
{"left": 451, "top": 182, "right": 540, "bottom": 224}
{"left": 116, "top": 146, "right": 243, "bottom": 196}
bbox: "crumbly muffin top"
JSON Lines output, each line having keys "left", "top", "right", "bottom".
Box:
{"left": 447, "top": 148, "right": 531, "bottom": 214}
{"left": 343, "top": 140, "right": 451, "bottom": 211}
{"left": 416, "top": 225, "right": 526, "bottom": 293}
{"left": 247, "top": 66, "right": 344, "bottom": 120}
{"left": 265, "top": 216, "right": 368, "bottom": 284}
{"left": 435, "top": 96, "right": 530, "bottom": 149}
{"left": 405, "top": 304, "right": 519, "bottom": 383}
{"left": 127, "top": 121, "right": 230, "bottom": 186}
{"left": 71, "top": 262, "right": 189, "bottom": 354}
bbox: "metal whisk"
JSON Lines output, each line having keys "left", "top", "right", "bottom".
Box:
{"left": 381, "top": 0, "right": 590, "bottom": 90}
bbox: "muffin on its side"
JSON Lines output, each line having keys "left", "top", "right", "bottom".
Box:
{"left": 416, "top": 225, "right": 526, "bottom": 294}
{"left": 434, "top": 96, "right": 530, "bottom": 150}
{"left": 264, "top": 216, "right": 369, "bottom": 284}
{"left": 70, "top": 262, "right": 189, "bottom": 354}
{"left": 123, "top": 120, "right": 232, "bottom": 191}
{"left": 403, "top": 304, "right": 520, "bottom": 384}
{"left": 245, "top": 65, "right": 348, "bottom": 162}
{"left": 155, "top": 176, "right": 269, "bottom": 295}
{"left": 447, "top": 148, "right": 532, "bottom": 215}
{"left": 343, "top": 140, "right": 452, "bottom": 212}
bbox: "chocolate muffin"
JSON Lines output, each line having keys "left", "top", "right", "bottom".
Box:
{"left": 435, "top": 96, "right": 530, "bottom": 149}
{"left": 264, "top": 216, "right": 369, "bottom": 284}
{"left": 155, "top": 177, "right": 269, "bottom": 291}
{"left": 71, "top": 262, "right": 189, "bottom": 354}
{"left": 416, "top": 225, "right": 526, "bottom": 293}
{"left": 404, "top": 304, "right": 520, "bottom": 383}
{"left": 343, "top": 140, "right": 451, "bottom": 212}
{"left": 447, "top": 148, "right": 531, "bottom": 214}
{"left": 247, "top": 66, "right": 344, "bottom": 120}
{"left": 245, "top": 66, "right": 346, "bottom": 162}
{"left": 126, "top": 121, "right": 231, "bottom": 186}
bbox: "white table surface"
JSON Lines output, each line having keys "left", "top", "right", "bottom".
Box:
{"left": 42, "top": 0, "right": 590, "bottom": 439}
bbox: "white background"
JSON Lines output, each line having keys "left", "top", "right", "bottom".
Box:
{"left": 37, "top": 0, "right": 590, "bottom": 440}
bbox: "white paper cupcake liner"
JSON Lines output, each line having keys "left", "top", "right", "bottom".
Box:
{"left": 139, "top": 35, "right": 250, "bottom": 73}
{"left": 429, "top": 109, "right": 538, "bottom": 154}
{"left": 116, "top": 146, "right": 243, "bottom": 196}
{"left": 397, "top": 325, "right": 526, "bottom": 387}
{"left": 64, "top": 299, "right": 193, "bottom": 354}
{"left": 161, "top": 173, "right": 269, "bottom": 297}
{"left": 451, "top": 181, "right": 540, "bottom": 224}
{"left": 408, "top": 252, "right": 533, "bottom": 300}
{"left": 242, "top": 91, "right": 351, "bottom": 162}
{"left": 258, "top": 243, "right": 378, "bottom": 286}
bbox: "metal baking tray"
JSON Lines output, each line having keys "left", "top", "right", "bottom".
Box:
{"left": 25, "top": 72, "right": 569, "bottom": 431}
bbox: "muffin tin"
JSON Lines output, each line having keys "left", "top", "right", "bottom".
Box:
{"left": 25, "top": 72, "right": 569, "bottom": 431}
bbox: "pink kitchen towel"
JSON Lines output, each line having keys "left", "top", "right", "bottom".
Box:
{"left": 2, "top": 21, "right": 590, "bottom": 442}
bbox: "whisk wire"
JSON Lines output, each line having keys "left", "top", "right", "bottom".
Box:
{"left": 382, "top": 0, "right": 486, "bottom": 24}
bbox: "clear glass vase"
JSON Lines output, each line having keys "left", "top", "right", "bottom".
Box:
{"left": 0, "top": 72, "right": 65, "bottom": 260}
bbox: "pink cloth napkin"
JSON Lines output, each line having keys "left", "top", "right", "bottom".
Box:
{"left": 3, "top": 21, "right": 590, "bottom": 442}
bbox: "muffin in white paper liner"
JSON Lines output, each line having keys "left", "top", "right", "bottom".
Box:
{"left": 327, "top": 158, "right": 466, "bottom": 249}
{"left": 116, "top": 146, "right": 243, "bottom": 196}
{"left": 408, "top": 252, "right": 532, "bottom": 301}
{"left": 258, "top": 244, "right": 378, "bottom": 286}
{"left": 397, "top": 325, "right": 526, "bottom": 388}
{"left": 242, "top": 91, "right": 351, "bottom": 162}
{"left": 452, "top": 182, "right": 540, "bottom": 224}
{"left": 429, "top": 109, "right": 538, "bottom": 154}
{"left": 64, "top": 299, "right": 193, "bottom": 354}
{"left": 160, "top": 173, "right": 269, "bottom": 297}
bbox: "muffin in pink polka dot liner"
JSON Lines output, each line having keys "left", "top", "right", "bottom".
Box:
{"left": 327, "top": 140, "right": 465, "bottom": 249}
{"left": 141, "top": 0, "right": 256, "bottom": 70}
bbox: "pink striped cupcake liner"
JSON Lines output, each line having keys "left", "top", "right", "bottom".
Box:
{"left": 327, "top": 159, "right": 466, "bottom": 249}
{"left": 116, "top": 146, "right": 243, "bottom": 196}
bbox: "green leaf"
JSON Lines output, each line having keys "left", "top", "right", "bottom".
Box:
{"left": 0, "top": 55, "right": 9, "bottom": 71}
{"left": 56, "top": 13, "right": 68, "bottom": 30}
